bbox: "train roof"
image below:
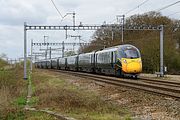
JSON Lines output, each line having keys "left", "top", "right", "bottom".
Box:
{"left": 96, "top": 44, "right": 138, "bottom": 53}
{"left": 79, "top": 51, "right": 95, "bottom": 56}
{"left": 103, "top": 44, "right": 137, "bottom": 50}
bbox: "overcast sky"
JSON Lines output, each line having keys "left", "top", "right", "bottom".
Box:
{"left": 0, "top": 0, "right": 180, "bottom": 59}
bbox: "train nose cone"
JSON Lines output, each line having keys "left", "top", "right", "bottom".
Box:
{"left": 126, "top": 62, "right": 142, "bottom": 73}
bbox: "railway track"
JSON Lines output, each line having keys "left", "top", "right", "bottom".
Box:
{"left": 139, "top": 77, "right": 180, "bottom": 88}
{"left": 50, "top": 69, "right": 180, "bottom": 99}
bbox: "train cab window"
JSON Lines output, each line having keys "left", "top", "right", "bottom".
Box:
{"left": 117, "top": 50, "right": 126, "bottom": 58}
{"left": 124, "top": 49, "right": 140, "bottom": 58}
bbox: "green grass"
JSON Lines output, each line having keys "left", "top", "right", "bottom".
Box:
{"left": 2, "top": 110, "right": 25, "bottom": 120}
{"left": 13, "top": 96, "right": 27, "bottom": 107}
{"left": 25, "top": 111, "right": 57, "bottom": 120}
{"left": 0, "top": 110, "right": 56, "bottom": 120}
{"left": 0, "top": 62, "right": 60, "bottom": 119}
{"left": 32, "top": 70, "right": 132, "bottom": 120}
{"left": 0, "top": 66, "right": 133, "bottom": 119}
{"left": 29, "top": 96, "right": 39, "bottom": 106}
{"left": 0, "top": 64, "right": 27, "bottom": 119}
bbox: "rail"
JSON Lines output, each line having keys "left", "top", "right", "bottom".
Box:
{"left": 50, "top": 69, "right": 180, "bottom": 99}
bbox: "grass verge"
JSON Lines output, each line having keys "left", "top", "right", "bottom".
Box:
{"left": 0, "top": 64, "right": 27, "bottom": 119}
{"left": 0, "top": 63, "right": 57, "bottom": 120}
{"left": 32, "top": 69, "right": 132, "bottom": 120}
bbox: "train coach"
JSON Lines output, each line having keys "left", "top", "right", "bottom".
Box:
{"left": 78, "top": 52, "right": 95, "bottom": 72}
{"left": 58, "top": 57, "right": 67, "bottom": 70}
{"left": 95, "top": 44, "right": 142, "bottom": 77}
{"left": 36, "top": 44, "right": 142, "bottom": 78}
{"left": 51, "top": 58, "right": 58, "bottom": 69}
{"left": 66, "top": 55, "right": 78, "bottom": 71}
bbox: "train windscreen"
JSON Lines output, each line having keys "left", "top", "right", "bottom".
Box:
{"left": 124, "top": 49, "right": 140, "bottom": 58}
{"left": 117, "top": 46, "right": 140, "bottom": 59}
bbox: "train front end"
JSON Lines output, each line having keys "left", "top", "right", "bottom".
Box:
{"left": 117, "top": 45, "right": 142, "bottom": 77}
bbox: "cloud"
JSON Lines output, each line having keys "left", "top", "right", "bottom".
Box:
{"left": 57, "top": 0, "right": 80, "bottom": 10}
{"left": 0, "top": 0, "right": 180, "bottom": 59}
{"left": 0, "top": 25, "right": 23, "bottom": 57}
{"left": 0, "top": 0, "right": 52, "bottom": 25}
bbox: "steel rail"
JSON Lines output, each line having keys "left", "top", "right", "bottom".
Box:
{"left": 138, "top": 78, "right": 180, "bottom": 88}
{"left": 49, "top": 69, "right": 180, "bottom": 99}
{"left": 139, "top": 77, "right": 180, "bottom": 85}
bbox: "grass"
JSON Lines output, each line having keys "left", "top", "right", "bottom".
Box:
{"left": 0, "top": 62, "right": 28, "bottom": 119}
{"left": 0, "top": 60, "right": 132, "bottom": 120}
{"left": 13, "top": 96, "right": 27, "bottom": 107}
{"left": 25, "top": 111, "right": 57, "bottom": 120}
{"left": 0, "top": 110, "right": 56, "bottom": 120}
{"left": 32, "top": 70, "right": 132, "bottom": 120}
{"left": 0, "top": 60, "right": 62, "bottom": 119}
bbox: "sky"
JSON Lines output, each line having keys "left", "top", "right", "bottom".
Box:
{"left": 0, "top": 0, "right": 180, "bottom": 59}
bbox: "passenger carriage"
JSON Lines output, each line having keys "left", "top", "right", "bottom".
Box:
{"left": 78, "top": 52, "right": 95, "bottom": 72}
{"left": 58, "top": 57, "right": 67, "bottom": 70}
{"left": 46, "top": 59, "right": 51, "bottom": 69}
{"left": 95, "top": 44, "right": 142, "bottom": 77}
{"left": 66, "top": 55, "right": 78, "bottom": 71}
{"left": 36, "top": 44, "right": 142, "bottom": 78}
{"left": 51, "top": 58, "right": 58, "bottom": 69}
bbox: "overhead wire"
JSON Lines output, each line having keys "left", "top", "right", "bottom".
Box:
{"left": 108, "top": 18, "right": 117, "bottom": 24}
{"left": 50, "top": 0, "right": 63, "bottom": 19}
{"left": 107, "top": 0, "right": 151, "bottom": 24}
{"left": 156, "top": 1, "right": 180, "bottom": 12}
{"left": 125, "top": 0, "right": 150, "bottom": 15}
{"left": 50, "top": 0, "right": 74, "bottom": 24}
{"left": 167, "top": 11, "right": 180, "bottom": 17}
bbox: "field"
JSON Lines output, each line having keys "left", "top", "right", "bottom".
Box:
{"left": 1, "top": 59, "right": 179, "bottom": 119}
{"left": 0, "top": 61, "right": 57, "bottom": 119}
{"left": 0, "top": 60, "right": 131, "bottom": 120}
{"left": 31, "top": 69, "right": 131, "bottom": 120}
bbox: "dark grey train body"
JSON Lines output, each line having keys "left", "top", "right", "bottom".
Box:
{"left": 78, "top": 52, "right": 95, "bottom": 72}
{"left": 35, "top": 44, "right": 142, "bottom": 77}
{"left": 58, "top": 57, "right": 66, "bottom": 70}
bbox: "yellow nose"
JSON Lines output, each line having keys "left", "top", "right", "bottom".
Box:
{"left": 126, "top": 62, "right": 142, "bottom": 73}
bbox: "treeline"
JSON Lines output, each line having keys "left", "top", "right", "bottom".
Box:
{"left": 0, "top": 58, "right": 8, "bottom": 68}
{"left": 79, "top": 11, "right": 180, "bottom": 74}
{"left": 0, "top": 53, "right": 8, "bottom": 68}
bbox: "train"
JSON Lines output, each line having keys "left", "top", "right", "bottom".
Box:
{"left": 35, "top": 44, "right": 142, "bottom": 78}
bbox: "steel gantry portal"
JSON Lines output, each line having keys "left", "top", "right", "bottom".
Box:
{"left": 24, "top": 22, "right": 164, "bottom": 79}
{"left": 32, "top": 42, "right": 102, "bottom": 60}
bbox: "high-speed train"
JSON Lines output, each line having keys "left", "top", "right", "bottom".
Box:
{"left": 35, "top": 44, "right": 142, "bottom": 78}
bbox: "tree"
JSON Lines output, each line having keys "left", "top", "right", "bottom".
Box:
{"left": 65, "top": 51, "right": 76, "bottom": 57}
{"left": 0, "top": 53, "right": 7, "bottom": 59}
{"left": 79, "top": 11, "right": 180, "bottom": 74}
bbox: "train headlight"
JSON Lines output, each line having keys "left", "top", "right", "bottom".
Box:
{"left": 123, "top": 59, "right": 127, "bottom": 64}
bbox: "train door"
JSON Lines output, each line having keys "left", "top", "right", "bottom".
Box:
{"left": 45, "top": 61, "right": 47, "bottom": 69}
{"left": 91, "top": 53, "right": 96, "bottom": 72}
{"left": 111, "top": 52, "right": 114, "bottom": 68}
{"left": 75, "top": 56, "right": 78, "bottom": 71}
{"left": 51, "top": 60, "right": 53, "bottom": 69}
{"left": 57, "top": 59, "right": 60, "bottom": 69}
{"left": 65, "top": 58, "right": 67, "bottom": 70}
{"left": 95, "top": 53, "right": 98, "bottom": 73}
